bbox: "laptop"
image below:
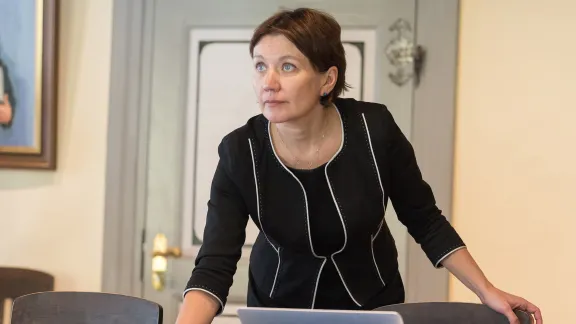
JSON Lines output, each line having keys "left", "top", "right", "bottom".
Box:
{"left": 237, "top": 307, "right": 404, "bottom": 324}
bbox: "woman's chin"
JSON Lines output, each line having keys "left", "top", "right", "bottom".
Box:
{"left": 262, "top": 109, "right": 292, "bottom": 124}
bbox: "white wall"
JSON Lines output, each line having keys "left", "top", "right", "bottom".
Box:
{"left": 0, "top": 0, "right": 112, "bottom": 292}
{"left": 450, "top": 1, "right": 575, "bottom": 323}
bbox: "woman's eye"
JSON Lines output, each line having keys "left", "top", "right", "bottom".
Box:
{"left": 255, "top": 63, "right": 266, "bottom": 72}
{"left": 282, "top": 63, "right": 295, "bottom": 72}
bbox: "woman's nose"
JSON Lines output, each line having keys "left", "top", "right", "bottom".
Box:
{"left": 262, "top": 71, "right": 280, "bottom": 92}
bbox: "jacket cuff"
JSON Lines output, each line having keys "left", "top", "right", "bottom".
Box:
{"left": 415, "top": 215, "right": 467, "bottom": 268}
{"left": 182, "top": 285, "right": 225, "bottom": 316}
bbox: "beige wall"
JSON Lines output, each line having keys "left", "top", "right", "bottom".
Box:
{"left": 0, "top": 0, "right": 112, "bottom": 291}
{"left": 450, "top": 0, "right": 574, "bottom": 323}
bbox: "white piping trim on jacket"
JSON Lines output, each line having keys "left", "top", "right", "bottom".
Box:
{"left": 271, "top": 247, "right": 282, "bottom": 297}
{"left": 249, "top": 138, "right": 280, "bottom": 297}
{"left": 311, "top": 258, "right": 327, "bottom": 308}
{"left": 267, "top": 121, "right": 326, "bottom": 308}
{"left": 183, "top": 288, "right": 224, "bottom": 315}
{"left": 362, "top": 113, "right": 387, "bottom": 287}
{"left": 325, "top": 107, "right": 362, "bottom": 307}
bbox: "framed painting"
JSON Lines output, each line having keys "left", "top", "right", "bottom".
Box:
{"left": 0, "top": 0, "right": 58, "bottom": 169}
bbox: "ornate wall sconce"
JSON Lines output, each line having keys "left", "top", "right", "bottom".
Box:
{"left": 385, "top": 18, "right": 426, "bottom": 87}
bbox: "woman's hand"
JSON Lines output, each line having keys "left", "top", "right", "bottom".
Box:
{"left": 441, "top": 248, "right": 543, "bottom": 324}
{"left": 479, "top": 285, "right": 542, "bottom": 324}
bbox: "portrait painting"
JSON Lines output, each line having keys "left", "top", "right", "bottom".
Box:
{"left": 0, "top": 0, "right": 58, "bottom": 169}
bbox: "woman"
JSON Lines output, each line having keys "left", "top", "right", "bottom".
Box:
{"left": 177, "top": 8, "right": 542, "bottom": 324}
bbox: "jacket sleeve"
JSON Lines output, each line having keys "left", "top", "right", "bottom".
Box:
{"left": 384, "top": 108, "right": 466, "bottom": 268}
{"left": 183, "top": 136, "right": 249, "bottom": 314}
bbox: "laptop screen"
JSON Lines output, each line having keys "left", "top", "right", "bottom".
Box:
{"left": 237, "top": 307, "right": 404, "bottom": 324}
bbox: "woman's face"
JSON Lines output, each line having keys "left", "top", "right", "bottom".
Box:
{"left": 252, "top": 34, "right": 335, "bottom": 123}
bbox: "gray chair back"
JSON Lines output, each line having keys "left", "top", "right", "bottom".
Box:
{"left": 375, "top": 302, "right": 532, "bottom": 324}
{"left": 11, "top": 291, "right": 163, "bottom": 324}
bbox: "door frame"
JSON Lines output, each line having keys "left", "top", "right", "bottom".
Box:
{"left": 101, "top": 0, "right": 462, "bottom": 303}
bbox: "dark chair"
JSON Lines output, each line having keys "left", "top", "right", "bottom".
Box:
{"left": 11, "top": 291, "right": 163, "bottom": 324}
{"left": 375, "top": 302, "right": 533, "bottom": 324}
{"left": 0, "top": 267, "right": 54, "bottom": 323}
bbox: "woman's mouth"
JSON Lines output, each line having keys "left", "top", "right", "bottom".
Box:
{"left": 263, "top": 100, "right": 286, "bottom": 107}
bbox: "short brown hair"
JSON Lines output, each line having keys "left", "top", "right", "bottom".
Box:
{"left": 250, "top": 8, "right": 350, "bottom": 106}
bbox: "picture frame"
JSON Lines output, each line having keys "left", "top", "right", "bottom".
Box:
{"left": 0, "top": 0, "right": 59, "bottom": 170}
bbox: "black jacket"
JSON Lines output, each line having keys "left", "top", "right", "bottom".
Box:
{"left": 184, "top": 97, "right": 465, "bottom": 313}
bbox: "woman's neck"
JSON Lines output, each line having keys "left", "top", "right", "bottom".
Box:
{"left": 272, "top": 104, "right": 341, "bottom": 169}
{"left": 274, "top": 105, "right": 332, "bottom": 148}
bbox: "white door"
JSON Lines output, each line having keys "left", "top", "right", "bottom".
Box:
{"left": 141, "top": 1, "right": 420, "bottom": 323}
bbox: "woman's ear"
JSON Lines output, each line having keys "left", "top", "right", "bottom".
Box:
{"left": 321, "top": 66, "right": 338, "bottom": 95}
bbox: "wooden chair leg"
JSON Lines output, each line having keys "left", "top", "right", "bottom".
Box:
{"left": 0, "top": 298, "right": 5, "bottom": 324}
